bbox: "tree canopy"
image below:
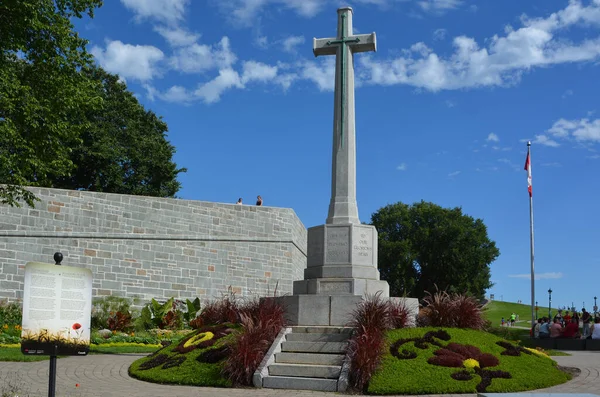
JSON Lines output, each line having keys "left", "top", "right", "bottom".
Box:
{"left": 1, "top": 0, "right": 185, "bottom": 206}
{"left": 53, "top": 67, "right": 186, "bottom": 197}
{"left": 371, "top": 201, "right": 499, "bottom": 300}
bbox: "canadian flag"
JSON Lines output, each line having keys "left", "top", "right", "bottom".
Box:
{"left": 524, "top": 151, "right": 532, "bottom": 197}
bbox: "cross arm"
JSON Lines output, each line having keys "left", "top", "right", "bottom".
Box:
{"left": 350, "top": 33, "right": 377, "bottom": 53}
{"left": 313, "top": 37, "right": 337, "bottom": 57}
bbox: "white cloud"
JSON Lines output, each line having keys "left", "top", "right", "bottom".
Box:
{"left": 359, "top": 0, "right": 600, "bottom": 91}
{"left": 170, "top": 37, "right": 237, "bottom": 73}
{"left": 547, "top": 118, "right": 600, "bottom": 143}
{"left": 448, "top": 170, "right": 461, "bottom": 177}
{"left": 541, "top": 162, "right": 562, "bottom": 167}
{"left": 533, "top": 135, "right": 561, "bottom": 147}
{"left": 445, "top": 100, "right": 456, "bottom": 108}
{"left": 217, "top": 0, "right": 323, "bottom": 27}
{"left": 509, "top": 272, "right": 563, "bottom": 280}
{"left": 91, "top": 40, "right": 164, "bottom": 81}
{"left": 120, "top": 0, "right": 189, "bottom": 25}
{"left": 419, "top": 0, "right": 462, "bottom": 13}
{"left": 194, "top": 68, "right": 244, "bottom": 103}
{"left": 397, "top": 163, "right": 407, "bottom": 171}
{"left": 300, "top": 58, "right": 336, "bottom": 91}
{"left": 241, "top": 60, "right": 278, "bottom": 83}
{"left": 282, "top": 35, "right": 305, "bottom": 53}
{"left": 562, "top": 89, "right": 574, "bottom": 99}
{"left": 487, "top": 133, "right": 500, "bottom": 142}
{"left": 433, "top": 28, "right": 447, "bottom": 41}
{"left": 161, "top": 85, "right": 194, "bottom": 103}
{"left": 255, "top": 35, "right": 269, "bottom": 49}
{"left": 154, "top": 26, "right": 199, "bottom": 47}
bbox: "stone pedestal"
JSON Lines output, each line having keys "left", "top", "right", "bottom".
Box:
{"left": 281, "top": 223, "right": 391, "bottom": 326}
{"left": 293, "top": 223, "right": 388, "bottom": 297}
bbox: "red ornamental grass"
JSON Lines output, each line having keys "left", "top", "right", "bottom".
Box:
{"left": 347, "top": 292, "right": 394, "bottom": 392}
{"left": 223, "top": 298, "right": 286, "bottom": 386}
{"left": 421, "top": 290, "right": 485, "bottom": 330}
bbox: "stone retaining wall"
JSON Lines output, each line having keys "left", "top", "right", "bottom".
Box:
{"left": 0, "top": 188, "right": 307, "bottom": 303}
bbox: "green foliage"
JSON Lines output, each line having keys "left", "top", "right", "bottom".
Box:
{"left": 0, "top": 2, "right": 185, "bottom": 206}
{"left": 129, "top": 325, "right": 238, "bottom": 387}
{"left": 91, "top": 296, "right": 135, "bottom": 330}
{"left": 89, "top": 344, "right": 160, "bottom": 354}
{"left": 0, "top": 300, "right": 22, "bottom": 325}
{"left": 367, "top": 327, "right": 569, "bottom": 395}
{"left": 0, "top": 0, "right": 103, "bottom": 206}
{"left": 136, "top": 298, "right": 183, "bottom": 330}
{"left": 53, "top": 67, "right": 186, "bottom": 197}
{"left": 183, "top": 298, "right": 201, "bottom": 324}
{"left": 371, "top": 201, "right": 500, "bottom": 300}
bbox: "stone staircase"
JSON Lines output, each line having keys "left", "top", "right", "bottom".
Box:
{"left": 254, "top": 326, "right": 353, "bottom": 392}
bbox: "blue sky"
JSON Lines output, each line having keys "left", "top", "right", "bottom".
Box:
{"left": 76, "top": 0, "right": 600, "bottom": 313}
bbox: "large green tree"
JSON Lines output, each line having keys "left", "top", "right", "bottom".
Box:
{"left": 0, "top": 0, "right": 103, "bottom": 206}
{"left": 53, "top": 67, "right": 186, "bottom": 197}
{"left": 371, "top": 201, "right": 499, "bottom": 300}
{"left": 1, "top": 0, "right": 185, "bottom": 204}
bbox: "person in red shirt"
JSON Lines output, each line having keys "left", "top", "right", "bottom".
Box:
{"left": 562, "top": 318, "right": 580, "bottom": 339}
{"left": 550, "top": 318, "right": 563, "bottom": 338}
{"left": 563, "top": 311, "right": 572, "bottom": 326}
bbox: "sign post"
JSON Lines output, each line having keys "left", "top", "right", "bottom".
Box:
{"left": 21, "top": 253, "right": 92, "bottom": 397}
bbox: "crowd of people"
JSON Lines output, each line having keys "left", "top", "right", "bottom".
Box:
{"left": 236, "top": 195, "right": 263, "bottom": 206}
{"left": 532, "top": 308, "right": 600, "bottom": 339}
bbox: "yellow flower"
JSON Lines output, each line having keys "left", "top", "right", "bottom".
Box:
{"left": 183, "top": 331, "right": 214, "bottom": 349}
{"left": 525, "top": 347, "right": 550, "bottom": 358}
{"left": 130, "top": 332, "right": 135, "bottom": 337}
{"left": 2, "top": 324, "right": 8, "bottom": 330}
{"left": 463, "top": 358, "right": 480, "bottom": 369}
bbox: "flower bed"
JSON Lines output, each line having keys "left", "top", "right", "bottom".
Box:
{"left": 367, "top": 327, "right": 570, "bottom": 395}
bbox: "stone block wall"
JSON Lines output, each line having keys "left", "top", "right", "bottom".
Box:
{"left": 0, "top": 188, "right": 307, "bottom": 304}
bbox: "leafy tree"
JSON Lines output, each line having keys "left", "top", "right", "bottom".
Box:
{"left": 0, "top": 0, "right": 103, "bottom": 206}
{"left": 371, "top": 201, "right": 499, "bottom": 300}
{"left": 53, "top": 67, "right": 186, "bottom": 197}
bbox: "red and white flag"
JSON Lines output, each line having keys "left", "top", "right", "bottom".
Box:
{"left": 524, "top": 151, "right": 532, "bottom": 197}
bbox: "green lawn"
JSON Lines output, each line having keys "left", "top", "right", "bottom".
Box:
{"left": 0, "top": 344, "right": 160, "bottom": 361}
{"left": 368, "top": 327, "right": 570, "bottom": 395}
{"left": 483, "top": 301, "right": 560, "bottom": 327}
{"left": 0, "top": 347, "right": 50, "bottom": 362}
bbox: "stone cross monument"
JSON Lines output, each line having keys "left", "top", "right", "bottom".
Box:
{"left": 283, "top": 7, "right": 391, "bottom": 326}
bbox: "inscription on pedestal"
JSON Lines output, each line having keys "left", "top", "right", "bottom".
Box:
{"left": 352, "top": 227, "right": 374, "bottom": 265}
{"left": 326, "top": 227, "right": 349, "bottom": 263}
{"left": 320, "top": 281, "right": 353, "bottom": 294}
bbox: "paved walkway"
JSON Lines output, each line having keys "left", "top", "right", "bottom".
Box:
{"left": 0, "top": 351, "right": 598, "bottom": 397}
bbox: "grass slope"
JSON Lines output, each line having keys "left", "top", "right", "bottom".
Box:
{"left": 483, "top": 301, "right": 560, "bottom": 327}
{"left": 368, "top": 327, "right": 570, "bottom": 395}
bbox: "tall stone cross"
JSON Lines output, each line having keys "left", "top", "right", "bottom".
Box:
{"left": 313, "top": 7, "right": 376, "bottom": 225}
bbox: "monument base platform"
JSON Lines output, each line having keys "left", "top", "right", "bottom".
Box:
{"left": 273, "top": 295, "right": 418, "bottom": 326}
{"left": 293, "top": 277, "right": 389, "bottom": 297}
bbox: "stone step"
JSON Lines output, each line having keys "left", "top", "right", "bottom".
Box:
{"left": 268, "top": 363, "right": 341, "bottom": 379}
{"left": 286, "top": 332, "right": 350, "bottom": 342}
{"left": 281, "top": 341, "right": 347, "bottom": 354}
{"left": 275, "top": 352, "right": 344, "bottom": 366}
{"left": 262, "top": 375, "right": 338, "bottom": 392}
{"left": 290, "top": 326, "right": 353, "bottom": 334}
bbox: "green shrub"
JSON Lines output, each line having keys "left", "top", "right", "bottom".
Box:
{"left": 136, "top": 298, "right": 184, "bottom": 330}
{"left": 0, "top": 300, "right": 22, "bottom": 326}
{"left": 91, "top": 296, "right": 135, "bottom": 330}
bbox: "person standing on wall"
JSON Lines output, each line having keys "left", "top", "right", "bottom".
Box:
{"left": 256, "top": 195, "right": 263, "bottom": 206}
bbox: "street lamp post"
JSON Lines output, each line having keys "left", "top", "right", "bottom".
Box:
{"left": 548, "top": 288, "right": 553, "bottom": 319}
{"left": 594, "top": 296, "right": 598, "bottom": 319}
{"left": 535, "top": 301, "right": 538, "bottom": 320}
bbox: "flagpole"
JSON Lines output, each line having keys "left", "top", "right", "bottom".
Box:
{"left": 527, "top": 141, "right": 536, "bottom": 331}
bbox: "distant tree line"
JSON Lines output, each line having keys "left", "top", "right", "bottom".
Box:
{"left": 0, "top": 0, "right": 186, "bottom": 207}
